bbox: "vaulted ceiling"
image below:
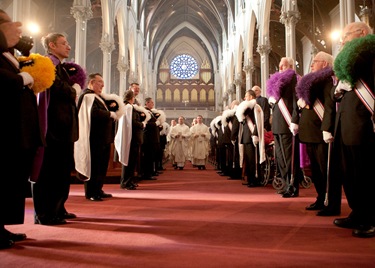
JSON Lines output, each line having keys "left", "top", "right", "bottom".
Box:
{"left": 14, "top": 0, "right": 374, "bottom": 73}
{"left": 137, "top": 0, "right": 374, "bottom": 72}
{"left": 140, "top": 0, "right": 233, "bottom": 63}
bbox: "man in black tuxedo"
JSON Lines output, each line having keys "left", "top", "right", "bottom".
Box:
{"left": 253, "top": 85, "right": 271, "bottom": 131}
{"left": 296, "top": 52, "right": 341, "bottom": 216}
{"left": 75, "top": 73, "right": 124, "bottom": 200}
{"left": 0, "top": 9, "right": 43, "bottom": 249}
{"left": 266, "top": 57, "right": 302, "bottom": 197}
{"left": 31, "top": 32, "right": 80, "bottom": 225}
{"left": 232, "top": 90, "right": 264, "bottom": 187}
{"left": 332, "top": 22, "right": 375, "bottom": 238}
{"left": 142, "top": 97, "right": 160, "bottom": 180}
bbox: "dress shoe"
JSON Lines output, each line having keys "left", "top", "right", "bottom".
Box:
{"left": 247, "top": 182, "right": 260, "bottom": 187}
{"left": 142, "top": 176, "right": 157, "bottom": 180}
{"left": 131, "top": 182, "right": 139, "bottom": 187}
{"left": 87, "top": 196, "right": 103, "bottom": 201}
{"left": 61, "top": 212, "right": 77, "bottom": 219}
{"left": 352, "top": 225, "right": 375, "bottom": 238}
{"left": 35, "top": 216, "right": 67, "bottom": 225}
{"left": 4, "top": 229, "right": 27, "bottom": 242}
{"left": 333, "top": 217, "right": 358, "bottom": 229}
{"left": 0, "top": 239, "right": 14, "bottom": 249}
{"left": 125, "top": 185, "right": 136, "bottom": 190}
{"left": 282, "top": 191, "right": 299, "bottom": 198}
{"left": 305, "top": 202, "right": 324, "bottom": 211}
{"left": 277, "top": 189, "right": 287, "bottom": 194}
{"left": 316, "top": 209, "right": 340, "bottom": 216}
{"left": 100, "top": 192, "right": 113, "bottom": 198}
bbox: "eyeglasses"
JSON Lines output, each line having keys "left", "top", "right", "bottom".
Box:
{"left": 55, "top": 41, "right": 70, "bottom": 47}
{"left": 341, "top": 29, "right": 362, "bottom": 42}
{"left": 312, "top": 60, "right": 325, "bottom": 64}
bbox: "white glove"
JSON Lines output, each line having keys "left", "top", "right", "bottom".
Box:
{"left": 110, "top": 111, "right": 117, "bottom": 120}
{"left": 156, "top": 120, "right": 160, "bottom": 126}
{"left": 323, "top": 131, "right": 334, "bottom": 143}
{"left": 269, "top": 96, "right": 276, "bottom": 105}
{"left": 297, "top": 98, "right": 306, "bottom": 109}
{"left": 289, "top": 123, "right": 299, "bottom": 136}
{"left": 72, "top": 83, "right": 82, "bottom": 96}
{"left": 336, "top": 80, "right": 352, "bottom": 92}
{"left": 334, "top": 80, "right": 352, "bottom": 99}
{"left": 231, "top": 140, "right": 236, "bottom": 145}
{"left": 18, "top": 72, "right": 34, "bottom": 87}
{"left": 252, "top": 136, "right": 259, "bottom": 146}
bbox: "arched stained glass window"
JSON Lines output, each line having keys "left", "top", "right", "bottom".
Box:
{"left": 170, "top": 54, "right": 198, "bottom": 79}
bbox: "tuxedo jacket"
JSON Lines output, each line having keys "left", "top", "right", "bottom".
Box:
{"left": 46, "top": 62, "right": 78, "bottom": 143}
{"left": 77, "top": 90, "right": 115, "bottom": 147}
{"left": 334, "top": 58, "right": 375, "bottom": 145}
{"left": 271, "top": 74, "right": 299, "bottom": 134}
{"left": 1, "top": 51, "right": 43, "bottom": 151}
{"left": 299, "top": 78, "right": 335, "bottom": 144}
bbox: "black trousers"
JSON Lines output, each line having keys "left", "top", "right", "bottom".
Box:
{"left": 273, "top": 133, "right": 301, "bottom": 192}
{"left": 32, "top": 141, "right": 74, "bottom": 220}
{"left": 335, "top": 125, "right": 375, "bottom": 224}
{"left": 84, "top": 143, "right": 111, "bottom": 198}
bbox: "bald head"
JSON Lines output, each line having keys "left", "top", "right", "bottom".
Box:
{"left": 279, "top": 57, "right": 294, "bottom": 72}
{"left": 341, "top": 22, "right": 373, "bottom": 46}
{"left": 252, "top": 85, "right": 262, "bottom": 97}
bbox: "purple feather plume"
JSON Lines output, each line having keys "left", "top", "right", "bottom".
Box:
{"left": 63, "top": 62, "right": 87, "bottom": 89}
{"left": 266, "top": 69, "right": 296, "bottom": 100}
{"left": 295, "top": 67, "right": 333, "bottom": 106}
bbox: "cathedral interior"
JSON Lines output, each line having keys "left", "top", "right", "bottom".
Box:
{"left": 1, "top": 0, "right": 374, "bottom": 124}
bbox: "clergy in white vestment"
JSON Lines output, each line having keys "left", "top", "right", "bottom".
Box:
{"left": 169, "top": 116, "right": 191, "bottom": 169}
{"left": 190, "top": 115, "right": 211, "bottom": 170}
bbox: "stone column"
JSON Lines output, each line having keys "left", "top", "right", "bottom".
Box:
{"left": 257, "top": 44, "right": 271, "bottom": 93}
{"left": 71, "top": 2, "right": 92, "bottom": 68}
{"left": 214, "top": 69, "right": 221, "bottom": 112}
{"left": 117, "top": 57, "right": 129, "bottom": 98}
{"left": 243, "top": 60, "right": 255, "bottom": 92}
{"left": 234, "top": 74, "right": 242, "bottom": 101}
{"left": 99, "top": 34, "right": 115, "bottom": 94}
{"left": 280, "top": 0, "right": 300, "bottom": 59}
{"left": 222, "top": 92, "right": 229, "bottom": 110}
{"left": 227, "top": 83, "right": 235, "bottom": 105}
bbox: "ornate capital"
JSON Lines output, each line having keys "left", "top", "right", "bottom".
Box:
{"left": 227, "top": 83, "right": 236, "bottom": 94}
{"left": 280, "top": 10, "right": 300, "bottom": 25}
{"left": 234, "top": 78, "right": 242, "bottom": 87}
{"left": 222, "top": 93, "right": 228, "bottom": 102}
{"left": 117, "top": 62, "right": 129, "bottom": 73}
{"left": 243, "top": 64, "right": 255, "bottom": 74}
{"left": 70, "top": 6, "right": 93, "bottom": 21}
{"left": 257, "top": 44, "right": 272, "bottom": 56}
{"left": 99, "top": 34, "right": 115, "bottom": 54}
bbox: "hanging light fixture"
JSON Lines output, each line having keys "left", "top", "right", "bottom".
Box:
{"left": 311, "top": 0, "right": 318, "bottom": 57}
{"left": 359, "top": 0, "right": 371, "bottom": 25}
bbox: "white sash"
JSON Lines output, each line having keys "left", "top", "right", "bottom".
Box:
{"left": 246, "top": 115, "right": 255, "bottom": 133}
{"left": 278, "top": 98, "right": 292, "bottom": 127}
{"left": 313, "top": 99, "right": 324, "bottom": 121}
{"left": 355, "top": 79, "right": 374, "bottom": 115}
